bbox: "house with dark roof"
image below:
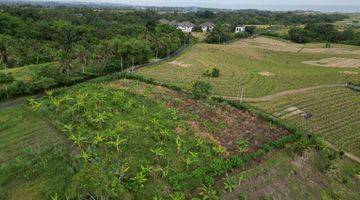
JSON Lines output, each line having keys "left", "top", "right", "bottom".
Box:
{"left": 235, "top": 24, "right": 246, "bottom": 33}
{"left": 200, "top": 22, "right": 215, "bottom": 32}
{"left": 177, "top": 21, "right": 195, "bottom": 32}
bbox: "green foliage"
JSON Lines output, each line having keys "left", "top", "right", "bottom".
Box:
{"left": 203, "top": 68, "right": 220, "bottom": 78}
{"left": 289, "top": 23, "right": 360, "bottom": 45}
{"left": 192, "top": 81, "right": 212, "bottom": 99}
{"left": 205, "top": 25, "right": 234, "bottom": 44}
{"left": 0, "top": 72, "right": 13, "bottom": 83}
{"left": 236, "top": 139, "right": 249, "bottom": 153}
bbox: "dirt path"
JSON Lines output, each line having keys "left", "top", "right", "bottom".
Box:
{"left": 325, "top": 141, "right": 360, "bottom": 164}
{"left": 0, "top": 94, "right": 42, "bottom": 111}
{"left": 214, "top": 84, "right": 345, "bottom": 102}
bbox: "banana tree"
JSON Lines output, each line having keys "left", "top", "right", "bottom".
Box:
{"left": 70, "top": 134, "right": 86, "bottom": 150}
{"left": 107, "top": 135, "right": 127, "bottom": 155}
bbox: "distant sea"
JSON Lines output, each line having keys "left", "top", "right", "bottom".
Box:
{"left": 217, "top": 5, "right": 360, "bottom": 13}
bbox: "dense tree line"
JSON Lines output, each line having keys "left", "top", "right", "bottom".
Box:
{"left": 161, "top": 10, "right": 347, "bottom": 26}
{"left": 288, "top": 23, "right": 360, "bottom": 45}
{"left": 0, "top": 5, "right": 187, "bottom": 69}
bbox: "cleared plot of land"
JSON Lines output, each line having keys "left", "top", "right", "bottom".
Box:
{"left": 252, "top": 87, "right": 360, "bottom": 157}
{"left": 236, "top": 37, "right": 360, "bottom": 54}
{"left": 0, "top": 106, "right": 66, "bottom": 163}
{"left": 222, "top": 150, "right": 360, "bottom": 200}
{"left": 138, "top": 37, "right": 360, "bottom": 98}
{"left": 303, "top": 57, "right": 360, "bottom": 68}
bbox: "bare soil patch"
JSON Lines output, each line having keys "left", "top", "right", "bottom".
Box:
{"left": 303, "top": 57, "right": 360, "bottom": 68}
{"left": 169, "top": 61, "right": 192, "bottom": 68}
{"left": 258, "top": 71, "right": 275, "bottom": 77}
{"left": 340, "top": 71, "right": 359, "bottom": 75}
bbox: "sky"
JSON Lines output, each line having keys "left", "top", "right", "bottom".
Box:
{"left": 35, "top": 0, "right": 360, "bottom": 6}
{"left": 27, "top": 0, "right": 360, "bottom": 12}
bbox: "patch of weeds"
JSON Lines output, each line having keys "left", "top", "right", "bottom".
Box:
{"left": 236, "top": 139, "right": 249, "bottom": 153}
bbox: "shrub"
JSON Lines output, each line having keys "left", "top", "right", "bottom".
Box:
{"left": 0, "top": 72, "right": 14, "bottom": 83}
{"left": 203, "top": 68, "right": 220, "bottom": 78}
{"left": 235, "top": 32, "right": 250, "bottom": 39}
{"left": 192, "top": 81, "right": 212, "bottom": 99}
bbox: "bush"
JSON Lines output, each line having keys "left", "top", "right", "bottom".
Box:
{"left": 0, "top": 73, "right": 14, "bottom": 83}
{"left": 203, "top": 68, "right": 220, "bottom": 78}
{"left": 192, "top": 81, "right": 212, "bottom": 99}
{"left": 235, "top": 32, "right": 250, "bottom": 39}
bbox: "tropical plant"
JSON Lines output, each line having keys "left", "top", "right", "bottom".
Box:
{"left": 151, "top": 146, "right": 165, "bottom": 158}
{"left": 199, "top": 184, "right": 219, "bottom": 200}
{"left": 107, "top": 135, "right": 127, "bottom": 155}
{"left": 192, "top": 81, "right": 212, "bottom": 99}
{"left": 175, "top": 136, "right": 183, "bottom": 154}
{"left": 224, "top": 177, "right": 237, "bottom": 192}
{"left": 213, "top": 145, "right": 226, "bottom": 155}
{"left": 170, "top": 192, "right": 185, "bottom": 200}
{"left": 236, "top": 139, "right": 249, "bottom": 153}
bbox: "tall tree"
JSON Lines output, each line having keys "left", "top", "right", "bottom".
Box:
{"left": 0, "top": 34, "right": 12, "bottom": 74}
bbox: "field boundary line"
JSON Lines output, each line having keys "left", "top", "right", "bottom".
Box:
{"left": 213, "top": 84, "right": 345, "bottom": 102}
{"left": 324, "top": 141, "right": 360, "bottom": 164}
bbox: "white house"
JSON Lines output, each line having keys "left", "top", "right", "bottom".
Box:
{"left": 200, "top": 22, "right": 215, "bottom": 32}
{"left": 235, "top": 24, "right": 246, "bottom": 33}
{"left": 177, "top": 22, "right": 195, "bottom": 32}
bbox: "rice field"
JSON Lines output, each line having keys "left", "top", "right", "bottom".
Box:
{"left": 138, "top": 37, "right": 360, "bottom": 98}
{"left": 252, "top": 87, "right": 360, "bottom": 157}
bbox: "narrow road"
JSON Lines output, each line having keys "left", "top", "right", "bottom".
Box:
{"left": 214, "top": 84, "right": 345, "bottom": 102}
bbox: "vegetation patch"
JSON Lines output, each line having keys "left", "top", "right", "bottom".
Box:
{"left": 252, "top": 87, "right": 360, "bottom": 157}
{"left": 169, "top": 61, "right": 192, "bottom": 68}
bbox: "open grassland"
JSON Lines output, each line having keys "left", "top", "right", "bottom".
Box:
{"left": 0, "top": 106, "right": 66, "bottom": 163}
{"left": 222, "top": 149, "right": 360, "bottom": 200}
{"left": 0, "top": 63, "right": 57, "bottom": 89}
{"left": 252, "top": 87, "right": 360, "bottom": 157}
{"left": 335, "top": 13, "right": 360, "bottom": 29}
{"left": 138, "top": 37, "right": 360, "bottom": 98}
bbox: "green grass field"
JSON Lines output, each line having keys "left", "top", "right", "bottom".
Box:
{"left": 222, "top": 149, "right": 360, "bottom": 199}
{"left": 252, "top": 87, "right": 360, "bottom": 157}
{"left": 138, "top": 37, "right": 360, "bottom": 98}
{"left": 0, "top": 106, "right": 66, "bottom": 163}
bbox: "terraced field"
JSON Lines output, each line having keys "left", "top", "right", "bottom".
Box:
{"left": 138, "top": 37, "right": 360, "bottom": 98}
{"left": 0, "top": 106, "right": 66, "bottom": 163}
{"left": 252, "top": 87, "right": 360, "bottom": 157}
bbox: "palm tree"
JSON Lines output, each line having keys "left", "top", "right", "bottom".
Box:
{"left": 0, "top": 34, "right": 12, "bottom": 75}
{"left": 151, "top": 32, "right": 164, "bottom": 59}
{"left": 75, "top": 44, "right": 88, "bottom": 74}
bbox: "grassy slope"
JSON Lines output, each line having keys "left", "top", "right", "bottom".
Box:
{"left": 222, "top": 149, "right": 360, "bottom": 200}
{"left": 0, "top": 106, "right": 66, "bottom": 163}
{"left": 252, "top": 87, "right": 360, "bottom": 157}
{"left": 0, "top": 78, "right": 359, "bottom": 199}
{"left": 138, "top": 37, "right": 360, "bottom": 98}
{"left": 0, "top": 63, "right": 57, "bottom": 89}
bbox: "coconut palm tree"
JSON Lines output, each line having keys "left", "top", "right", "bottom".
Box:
{"left": 0, "top": 34, "right": 12, "bottom": 75}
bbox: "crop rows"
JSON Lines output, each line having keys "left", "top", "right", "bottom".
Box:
{"left": 0, "top": 107, "right": 64, "bottom": 163}
{"left": 254, "top": 87, "right": 360, "bottom": 156}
